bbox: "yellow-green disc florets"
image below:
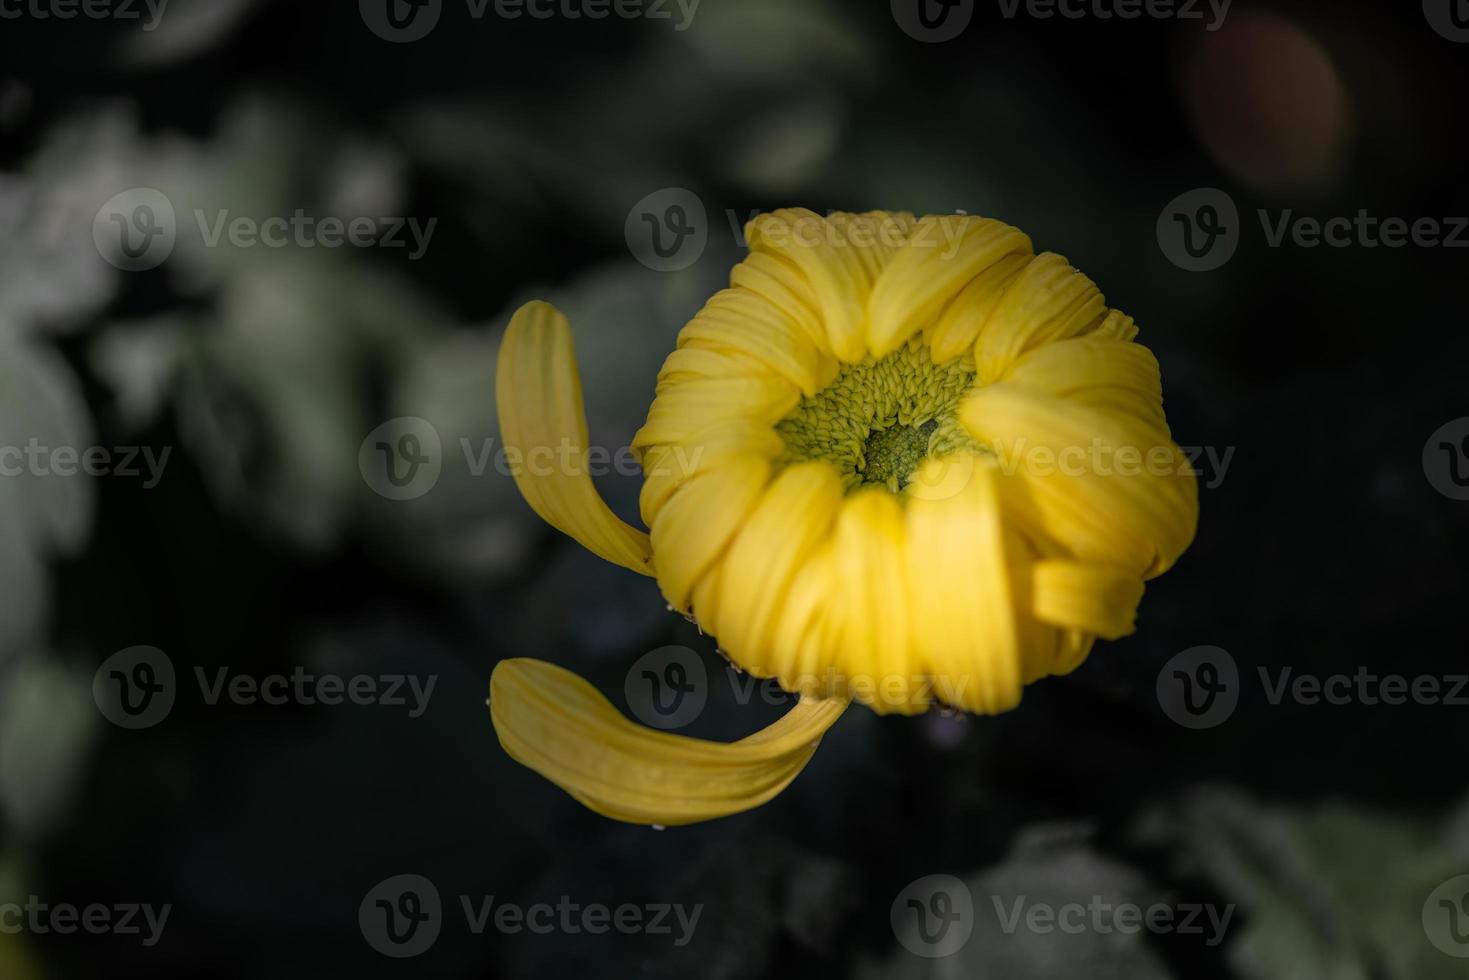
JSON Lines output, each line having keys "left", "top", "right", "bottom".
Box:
{"left": 776, "top": 336, "right": 977, "bottom": 493}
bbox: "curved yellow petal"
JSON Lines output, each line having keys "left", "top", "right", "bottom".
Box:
{"left": 649, "top": 453, "right": 772, "bottom": 613}
{"left": 637, "top": 421, "right": 784, "bottom": 528}
{"left": 960, "top": 383, "right": 1199, "bottom": 578}
{"left": 680, "top": 288, "right": 830, "bottom": 396}
{"left": 748, "top": 208, "right": 873, "bottom": 363}
{"left": 495, "top": 301, "right": 654, "bottom": 576}
{"left": 975, "top": 253, "right": 1106, "bottom": 383}
{"left": 1089, "top": 309, "right": 1139, "bottom": 342}
{"left": 728, "top": 251, "right": 829, "bottom": 355}
{"left": 925, "top": 250, "right": 1032, "bottom": 363}
{"left": 868, "top": 216, "right": 1031, "bottom": 359}
{"left": 1031, "top": 559, "right": 1145, "bottom": 639}
{"left": 704, "top": 461, "right": 845, "bottom": 678}
{"left": 490, "top": 658, "right": 848, "bottom": 826}
{"left": 633, "top": 375, "right": 800, "bottom": 449}
{"left": 1002, "top": 335, "right": 1166, "bottom": 426}
{"left": 905, "top": 454, "right": 1023, "bottom": 715}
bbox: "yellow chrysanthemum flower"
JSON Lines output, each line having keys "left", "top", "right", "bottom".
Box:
{"left": 491, "top": 209, "right": 1198, "bottom": 825}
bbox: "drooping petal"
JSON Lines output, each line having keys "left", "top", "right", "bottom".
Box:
{"left": 1030, "top": 559, "right": 1145, "bottom": 639}
{"left": 868, "top": 216, "right": 1032, "bottom": 358}
{"left": 960, "top": 383, "right": 1199, "bottom": 578}
{"left": 490, "top": 658, "right": 847, "bottom": 826}
{"left": 495, "top": 301, "right": 655, "bottom": 576}
{"left": 904, "top": 454, "right": 1023, "bottom": 715}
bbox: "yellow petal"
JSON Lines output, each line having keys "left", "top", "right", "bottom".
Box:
{"left": 637, "top": 421, "right": 784, "bottom": 528}
{"left": 649, "top": 453, "right": 773, "bottom": 612}
{"left": 490, "top": 658, "right": 848, "bottom": 826}
{"left": 1089, "top": 309, "right": 1139, "bottom": 342}
{"left": 1002, "top": 335, "right": 1165, "bottom": 426}
{"left": 829, "top": 210, "right": 915, "bottom": 280}
{"left": 830, "top": 489, "right": 927, "bottom": 714}
{"left": 495, "top": 301, "right": 654, "bottom": 576}
{"left": 654, "top": 347, "right": 770, "bottom": 395}
{"left": 633, "top": 375, "right": 800, "bottom": 449}
{"left": 1031, "top": 559, "right": 1145, "bottom": 639}
{"left": 960, "top": 383, "right": 1199, "bottom": 578}
{"left": 905, "top": 454, "right": 1023, "bottom": 715}
{"left": 925, "top": 251, "right": 1032, "bottom": 363}
{"left": 680, "top": 288, "right": 830, "bottom": 396}
{"left": 975, "top": 253, "right": 1106, "bottom": 383}
{"left": 728, "top": 251, "right": 829, "bottom": 355}
{"left": 748, "top": 208, "right": 873, "bottom": 363}
{"left": 868, "top": 216, "right": 1031, "bottom": 359}
{"left": 704, "top": 462, "right": 845, "bottom": 679}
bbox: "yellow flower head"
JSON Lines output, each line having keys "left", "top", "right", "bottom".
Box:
{"left": 491, "top": 209, "right": 1198, "bottom": 825}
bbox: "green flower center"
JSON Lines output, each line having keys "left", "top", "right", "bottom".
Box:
{"left": 776, "top": 338, "right": 977, "bottom": 493}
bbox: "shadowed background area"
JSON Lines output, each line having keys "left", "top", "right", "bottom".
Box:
{"left": 1, "top": 0, "right": 1467, "bottom": 976}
